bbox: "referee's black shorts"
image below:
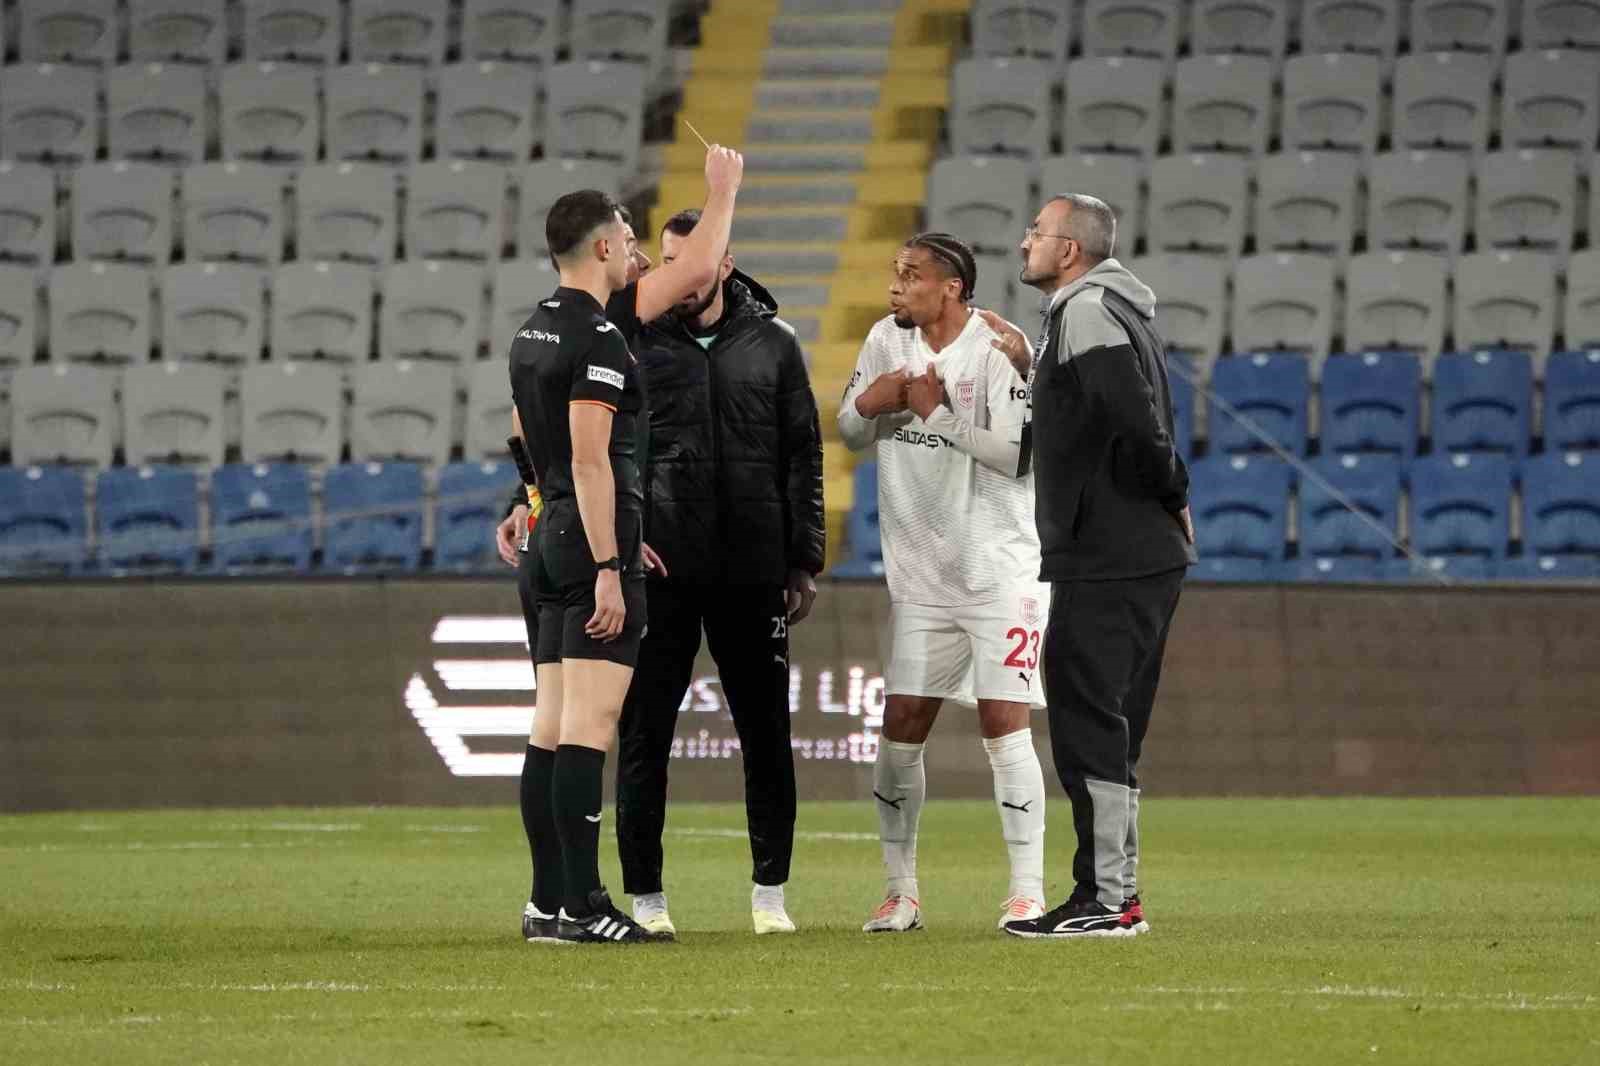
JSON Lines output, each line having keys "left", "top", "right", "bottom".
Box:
{"left": 533, "top": 499, "right": 648, "bottom": 668}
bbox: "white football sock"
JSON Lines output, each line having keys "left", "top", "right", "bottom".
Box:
{"left": 752, "top": 883, "right": 785, "bottom": 912}
{"left": 983, "top": 727, "right": 1046, "bottom": 902}
{"left": 873, "top": 739, "right": 926, "bottom": 899}
{"left": 633, "top": 891, "right": 668, "bottom": 922}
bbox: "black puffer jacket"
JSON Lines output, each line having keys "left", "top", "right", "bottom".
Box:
{"left": 637, "top": 270, "right": 825, "bottom": 584}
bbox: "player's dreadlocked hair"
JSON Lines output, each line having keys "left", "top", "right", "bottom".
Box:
{"left": 903, "top": 232, "right": 978, "bottom": 302}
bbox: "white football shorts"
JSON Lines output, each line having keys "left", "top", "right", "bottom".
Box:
{"left": 884, "top": 585, "right": 1050, "bottom": 708}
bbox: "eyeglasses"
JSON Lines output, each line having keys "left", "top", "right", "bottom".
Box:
{"left": 1023, "top": 225, "right": 1075, "bottom": 242}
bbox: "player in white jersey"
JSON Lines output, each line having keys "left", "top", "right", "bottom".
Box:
{"left": 838, "top": 233, "right": 1049, "bottom": 933}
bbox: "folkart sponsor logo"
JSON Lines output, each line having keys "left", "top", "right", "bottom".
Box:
{"left": 1021, "top": 596, "right": 1041, "bottom": 625}
{"left": 956, "top": 378, "right": 976, "bottom": 409}
{"left": 518, "top": 328, "right": 560, "bottom": 343}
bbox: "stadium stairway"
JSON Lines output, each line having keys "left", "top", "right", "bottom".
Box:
{"left": 652, "top": 0, "right": 966, "bottom": 567}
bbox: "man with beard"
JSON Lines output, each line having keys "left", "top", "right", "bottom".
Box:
{"left": 613, "top": 208, "right": 825, "bottom": 938}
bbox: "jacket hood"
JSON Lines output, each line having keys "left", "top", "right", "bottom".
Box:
{"left": 646, "top": 268, "right": 777, "bottom": 342}
{"left": 1045, "top": 258, "right": 1157, "bottom": 319}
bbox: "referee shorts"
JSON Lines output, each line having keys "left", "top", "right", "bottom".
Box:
{"left": 533, "top": 498, "right": 648, "bottom": 668}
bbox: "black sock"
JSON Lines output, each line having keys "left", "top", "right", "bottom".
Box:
{"left": 519, "top": 744, "right": 562, "bottom": 913}
{"left": 553, "top": 743, "right": 607, "bottom": 916}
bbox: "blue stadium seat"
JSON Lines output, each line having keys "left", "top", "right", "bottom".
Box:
{"left": 0, "top": 465, "right": 86, "bottom": 575}
{"left": 1293, "top": 453, "right": 1402, "bottom": 581}
{"left": 323, "top": 461, "right": 425, "bottom": 574}
{"left": 211, "top": 463, "right": 314, "bottom": 574}
{"left": 436, "top": 459, "right": 516, "bottom": 572}
{"left": 1393, "top": 452, "right": 1513, "bottom": 580}
{"left": 1515, "top": 450, "right": 1600, "bottom": 575}
{"left": 1167, "top": 353, "right": 1196, "bottom": 458}
{"left": 1188, "top": 454, "right": 1291, "bottom": 582}
{"left": 833, "top": 461, "right": 884, "bottom": 578}
{"left": 1208, "top": 352, "right": 1309, "bottom": 456}
{"left": 1499, "top": 553, "right": 1600, "bottom": 580}
{"left": 95, "top": 466, "right": 201, "bottom": 574}
{"left": 1321, "top": 351, "right": 1421, "bottom": 460}
{"left": 1431, "top": 350, "right": 1532, "bottom": 460}
{"left": 1544, "top": 350, "right": 1600, "bottom": 452}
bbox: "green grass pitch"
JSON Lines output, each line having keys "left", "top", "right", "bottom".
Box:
{"left": 2, "top": 798, "right": 1597, "bottom": 1065}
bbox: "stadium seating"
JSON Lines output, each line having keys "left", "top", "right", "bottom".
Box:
{"left": 96, "top": 465, "right": 203, "bottom": 574}
{"left": 210, "top": 461, "right": 314, "bottom": 573}
{"left": 518, "top": 159, "right": 622, "bottom": 259}
{"left": 295, "top": 163, "right": 398, "bottom": 267}
{"left": 182, "top": 162, "right": 286, "bottom": 267}
{"left": 325, "top": 63, "right": 427, "bottom": 167}
{"left": 927, "top": 156, "right": 1031, "bottom": 255}
{"left": 571, "top": 0, "right": 671, "bottom": 73}
{"left": 436, "top": 62, "right": 541, "bottom": 165}
{"left": 545, "top": 60, "right": 647, "bottom": 177}
{"left": 1523, "top": 0, "right": 1600, "bottom": 49}
{"left": 1172, "top": 55, "right": 1273, "bottom": 157}
{"left": 1063, "top": 57, "right": 1165, "bottom": 157}
{"left": 240, "top": 361, "right": 343, "bottom": 465}
{"left": 1231, "top": 254, "right": 1336, "bottom": 367}
{"left": 0, "top": 160, "right": 55, "bottom": 270}
{"left": 1402, "top": 451, "right": 1514, "bottom": 581}
{"left": 1452, "top": 251, "right": 1558, "bottom": 364}
{"left": 130, "top": 0, "right": 228, "bottom": 65}
{"left": 1128, "top": 254, "right": 1227, "bottom": 367}
{"left": 1146, "top": 154, "right": 1250, "bottom": 258}
{"left": 108, "top": 63, "right": 209, "bottom": 167}
{"left": 1367, "top": 150, "right": 1471, "bottom": 256}
{"left": 1038, "top": 154, "right": 1145, "bottom": 255}
{"left": 220, "top": 62, "right": 321, "bottom": 165}
{"left": 1517, "top": 450, "right": 1600, "bottom": 571}
{"left": 1568, "top": 251, "right": 1600, "bottom": 349}
{"left": 1500, "top": 49, "right": 1600, "bottom": 152}
{"left": 18, "top": 0, "right": 118, "bottom": 65}
{"left": 1410, "top": 0, "right": 1509, "bottom": 55}
{"left": 491, "top": 258, "right": 559, "bottom": 357}
{"left": 0, "top": 265, "right": 40, "bottom": 367}
{"left": 1295, "top": 452, "right": 1403, "bottom": 582}
{"left": 949, "top": 57, "right": 1053, "bottom": 158}
{"left": 834, "top": 462, "right": 884, "bottom": 578}
{"left": 461, "top": 0, "right": 563, "bottom": 66}
{"left": 10, "top": 364, "right": 118, "bottom": 468}
{"left": 464, "top": 358, "right": 515, "bottom": 461}
{"left": 1253, "top": 152, "right": 1361, "bottom": 257}
{"left": 270, "top": 262, "right": 375, "bottom": 363}
{"left": 436, "top": 459, "right": 516, "bottom": 571}
{"left": 406, "top": 161, "right": 508, "bottom": 262}
{"left": 1207, "top": 351, "right": 1310, "bottom": 456}
{"left": 243, "top": 0, "right": 342, "bottom": 65}
{"left": 1188, "top": 454, "right": 1292, "bottom": 582}
{"left": 49, "top": 263, "right": 153, "bottom": 364}
{"left": 1392, "top": 51, "right": 1495, "bottom": 154}
{"left": 349, "top": 361, "right": 454, "bottom": 467}
{"left": 0, "top": 465, "right": 87, "bottom": 575}
{"left": 0, "top": 64, "right": 100, "bottom": 166}
{"left": 1167, "top": 354, "right": 1195, "bottom": 457}
{"left": 122, "top": 362, "right": 228, "bottom": 468}
{"left": 162, "top": 262, "right": 266, "bottom": 364}
{"left": 350, "top": 0, "right": 449, "bottom": 66}
{"left": 1343, "top": 252, "right": 1449, "bottom": 366}
{"left": 1474, "top": 149, "right": 1579, "bottom": 255}
{"left": 1431, "top": 349, "right": 1534, "bottom": 460}
{"left": 1545, "top": 350, "right": 1600, "bottom": 453}
{"left": 1282, "top": 53, "right": 1383, "bottom": 154}
{"left": 1080, "top": 0, "right": 1182, "bottom": 60}
{"left": 380, "top": 261, "right": 485, "bottom": 364}
{"left": 1320, "top": 351, "right": 1422, "bottom": 460}
{"left": 71, "top": 162, "right": 175, "bottom": 267}
{"left": 1301, "top": 0, "right": 1402, "bottom": 59}
{"left": 969, "top": 0, "right": 1072, "bottom": 62}
{"left": 322, "top": 461, "right": 426, "bottom": 573}
{"left": 1190, "top": 0, "right": 1290, "bottom": 62}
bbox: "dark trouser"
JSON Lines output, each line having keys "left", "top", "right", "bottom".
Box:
{"left": 1041, "top": 568, "right": 1184, "bottom": 908}
{"left": 615, "top": 578, "right": 796, "bottom": 895}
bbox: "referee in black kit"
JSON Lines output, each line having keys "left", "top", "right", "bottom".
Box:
{"left": 985, "top": 194, "right": 1197, "bottom": 939}
{"left": 500, "top": 146, "right": 743, "bottom": 944}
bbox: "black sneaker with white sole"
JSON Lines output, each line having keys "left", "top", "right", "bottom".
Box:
{"left": 1003, "top": 896, "right": 1134, "bottom": 939}
{"left": 556, "top": 889, "right": 664, "bottom": 944}
{"left": 522, "top": 902, "right": 562, "bottom": 943}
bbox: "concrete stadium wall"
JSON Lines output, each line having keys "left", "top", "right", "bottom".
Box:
{"left": 2, "top": 579, "right": 1596, "bottom": 812}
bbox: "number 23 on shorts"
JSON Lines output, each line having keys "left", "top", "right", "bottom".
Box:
{"left": 1003, "top": 627, "right": 1041, "bottom": 671}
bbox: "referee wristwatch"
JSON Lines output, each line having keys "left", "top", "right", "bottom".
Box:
{"left": 595, "top": 556, "right": 623, "bottom": 572}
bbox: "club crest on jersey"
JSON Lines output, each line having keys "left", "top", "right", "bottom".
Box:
{"left": 1021, "top": 596, "right": 1041, "bottom": 625}
{"left": 956, "top": 378, "right": 976, "bottom": 409}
